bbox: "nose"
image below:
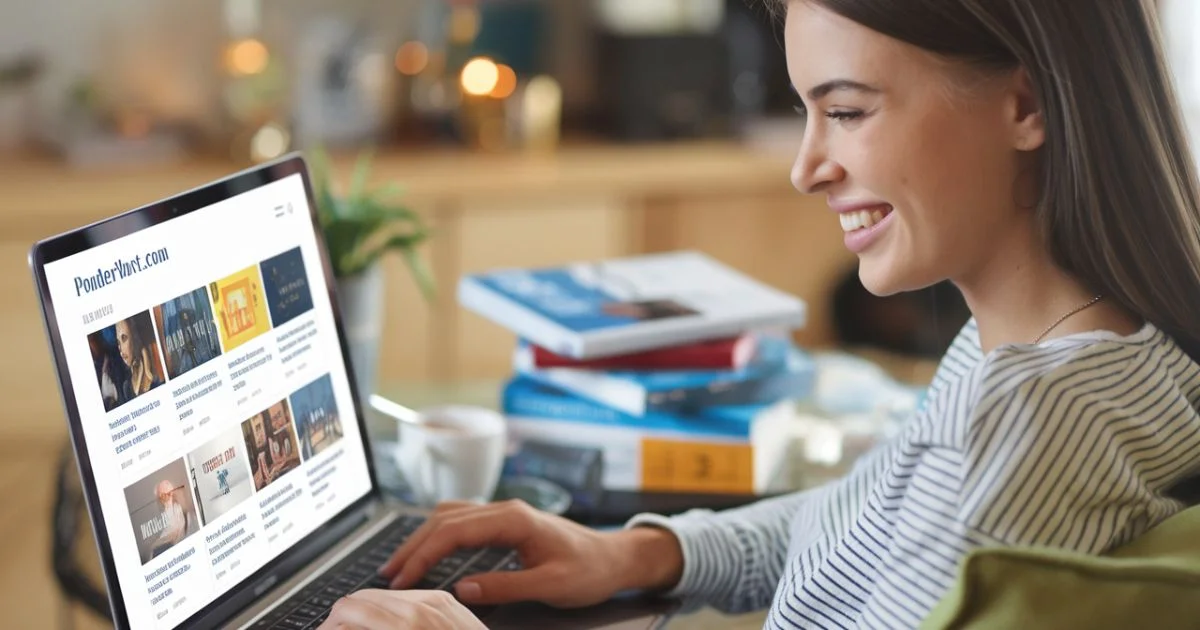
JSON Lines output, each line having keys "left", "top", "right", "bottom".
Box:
{"left": 790, "top": 130, "right": 845, "bottom": 194}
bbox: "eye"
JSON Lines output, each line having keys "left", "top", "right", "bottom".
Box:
{"left": 826, "top": 110, "right": 864, "bottom": 122}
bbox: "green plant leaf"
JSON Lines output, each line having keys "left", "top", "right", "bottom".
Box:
{"left": 303, "top": 146, "right": 435, "bottom": 301}
{"left": 399, "top": 241, "right": 437, "bottom": 302}
{"left": 348, "top": 148, "right": 374, "bottom": 201}
{"left": 348, "top": 223, "right": 430, "bottom": 269}
{"left": 370, "top": 181, "right": 406, "bottom": 202}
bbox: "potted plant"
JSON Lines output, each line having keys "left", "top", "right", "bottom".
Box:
{"left": 307, "top": 148, "right": 434, "bottom": 399}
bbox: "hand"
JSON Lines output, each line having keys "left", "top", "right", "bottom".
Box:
{"left": 379, "top": 499, "right": 684, "bottom": 608}
{"left": 317, "top": 589, "right": 485, "bottom": 630}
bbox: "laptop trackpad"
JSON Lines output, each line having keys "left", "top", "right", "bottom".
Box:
{"left": 482, "top": 596, "right": 679, "bottom": 629}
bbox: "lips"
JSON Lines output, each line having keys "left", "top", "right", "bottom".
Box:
{"left": 830, "top": 201, "right": 896, "bottom": 254}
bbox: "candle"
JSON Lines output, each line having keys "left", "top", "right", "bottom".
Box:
{"left": 519, "top": 75, "right": 562, "bottom": 152}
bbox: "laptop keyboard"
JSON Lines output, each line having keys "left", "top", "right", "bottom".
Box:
{"left": 247, "top": 514, "right": 521, "bottom": 629}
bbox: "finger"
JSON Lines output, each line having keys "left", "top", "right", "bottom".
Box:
{"left": 321, "top": 596, "right": 404, "bottom": 630}
{"left": 453, "top": 566, "right": 564, "bottom": 606}
{"left": 433, "top": 500, "right": 483, "bottom": 514}
{"left": 389, "top": 502, "right": 535, "bottom": 589}
{"left": 349, "top": 587, "right": 458, "bottom": 610}
{"left": 379, "top": 504, "right": 482, "bottom": 578}
{"left": 389, "top": 502, "right": 537, "bottom": 590}
{"left": 347, "top": 590, "right": 464, "bottom": 629}
{"left": 379, "top": 504, "right": 482, "bottom": 577}
{"left": 383, "top": 503, "right": 514, "bottom": 585}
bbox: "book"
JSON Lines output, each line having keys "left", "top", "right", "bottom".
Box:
{"left": 531, "top": 334, "right": 757, "bottom": 370}
{"left": 512, "top": 335, "right": 817, "bottom": 417}
{"left": 457, "top": 250, "right": 806, "bottom": 360}
{"left": 502, "top": 375, "right": 774, "bottom": 435}
{"left": 501, "top": 377, "right": 798, "bottom": 498}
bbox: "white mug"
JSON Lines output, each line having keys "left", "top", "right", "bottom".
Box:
{"left": 391, "top": 404, "right": 508, "bottom": 507}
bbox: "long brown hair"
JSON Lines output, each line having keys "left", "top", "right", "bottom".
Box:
{"left": 773, "top": 0, "right": 1200, "bottom": 360}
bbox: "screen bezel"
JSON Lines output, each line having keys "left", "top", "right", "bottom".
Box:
{"left": 28, "top": 154, "right": 384, "bottom": 629}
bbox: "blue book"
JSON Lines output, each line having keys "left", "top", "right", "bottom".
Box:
{"left": 512, "top": 335, "right": 816, "bottom": 416}
{"left": 501, "top": 376, "right": 771, "bottom": 437}
{"left": 457, "top": 251, "right": 807, "bottom": 360}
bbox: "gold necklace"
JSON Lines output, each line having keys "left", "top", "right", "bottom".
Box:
{"left": 1032, "top": 294, "right": 1104, "bottom": 344}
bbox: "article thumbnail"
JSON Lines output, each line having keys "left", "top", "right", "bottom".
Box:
{"left": 185, "top": 425, "right": 255, "bottom": 526}
{"left": 87, "top": 311, "right": 167, "bottom": 412}
{"left": 210, "top": 265, "right": 271, "bottom": 352}
{"left": 242, "top": 399, "right": 303, "bottom": 492}
{"left": 124, "top": 458, "right": 200, "bottom": 564}
{"left": 289, "top": 373, "right": 344, "bottom": 460}
{"left": 153, "top": 286, "right": 223, "bottom": 380}
{"left": 260, "top": 246, "right": 314, "bottom": 327}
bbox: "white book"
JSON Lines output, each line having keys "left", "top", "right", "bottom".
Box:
{"left": 458, "top": 250, "right": 807, "bottom": 360}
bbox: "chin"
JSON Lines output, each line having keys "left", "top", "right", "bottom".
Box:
{"left": 856, "top": 257, "right": 904, "bottom": 296}
{"left": 857, "top": 256, "right": 932, "bottom": 297}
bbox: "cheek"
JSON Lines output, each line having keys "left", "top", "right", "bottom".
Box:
{"left": 882, "top": 119, "right": 1010, "bottom": 238}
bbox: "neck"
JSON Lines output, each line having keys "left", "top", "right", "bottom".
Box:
{"left": 954, "top": 221, "right": 1102, "bottom": 353}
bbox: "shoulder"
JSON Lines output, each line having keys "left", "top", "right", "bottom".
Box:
{"left": 951, "top": 323, "right": 1200, "bottom": 550}
{"left": 967, "top": 322, "right": 1192, "bottom": 436}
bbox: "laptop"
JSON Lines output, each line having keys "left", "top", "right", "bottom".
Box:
{"left": 28, "top": 155, "right": 675, "bottom": 629}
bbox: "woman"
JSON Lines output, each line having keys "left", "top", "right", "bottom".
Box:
{"left": 321, "top": 1, "right": 1200, "bottom": 627}
{"left": 115, "top": 317, "right": 163, "bottom": 398}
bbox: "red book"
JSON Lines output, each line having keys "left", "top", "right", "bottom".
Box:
{"left": 531, "top": 335, "right": 758, "bottom": 371}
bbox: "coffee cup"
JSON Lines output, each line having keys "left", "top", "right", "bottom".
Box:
{"left": 390, "top": 404, "right": 508, "bottom": 507}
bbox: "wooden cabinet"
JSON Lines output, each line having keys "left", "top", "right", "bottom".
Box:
{"left": 0, "top": 142, "right": 854, "bottom": 442}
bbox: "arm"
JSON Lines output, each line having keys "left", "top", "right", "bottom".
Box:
{"left": 624, "top": 489, "right": 824, "bottom": 614}
{"left": 626, "top": 428, "right": 900, "bottom": 615}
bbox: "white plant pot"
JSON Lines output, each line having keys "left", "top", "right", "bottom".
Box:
{"left": 335, "top": 263, "right": 385, "bottom": 403}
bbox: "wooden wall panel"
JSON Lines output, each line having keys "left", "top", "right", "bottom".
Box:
{"left": 376, "top": 246, "right": 437, "bottom": 383}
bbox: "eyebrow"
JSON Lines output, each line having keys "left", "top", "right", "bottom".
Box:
{"left": 806, "top": 79, "right": 882, "bottom": 100}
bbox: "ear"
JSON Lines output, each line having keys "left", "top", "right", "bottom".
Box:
{"left": 1008, "top": 67, "right": 1045, "bottom": 152}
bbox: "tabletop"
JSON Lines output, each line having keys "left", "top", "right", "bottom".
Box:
{"left": 5, "top": 358, "right": 936, "bottom": 628}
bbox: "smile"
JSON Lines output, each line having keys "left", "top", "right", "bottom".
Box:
{"left": 839, "top": 205, "right": 894, "bottom": 233}
{"left": 838, "top": 204, "right": 896, "bottom": 254}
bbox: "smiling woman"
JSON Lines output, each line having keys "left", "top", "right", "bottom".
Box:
{"left": 782, "top": 0, "right": 1200, "bottom": 359}
{"left": 311, "top": 2, "right": 1200, "bottom": 629}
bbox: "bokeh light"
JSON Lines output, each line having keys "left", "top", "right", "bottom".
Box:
{"left": 490, "top": 64, "right": 517, "bottom": 99}
{"left": 224, "top": 38, "right": 269, "bottom": 76}
{"left": 249, "top": 123, "right": 289, "bottom": 163}
{"left": 461, "top": 57, "right": 499, "bottom": 96}
{"left": 395, "top": 41, "right": 429, "bottom": 76}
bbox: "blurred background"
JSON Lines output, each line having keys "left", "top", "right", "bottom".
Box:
{"left": 0, "top": 0, "right": 1195, "bottom": 627}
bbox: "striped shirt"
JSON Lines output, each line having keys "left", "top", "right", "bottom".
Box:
{"left": 628, "top": 319, "right": 1200, "bottom": 628}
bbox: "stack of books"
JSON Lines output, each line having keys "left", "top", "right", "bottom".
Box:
{"left": 458, "top": 250, "right": 817, "bottom": 512}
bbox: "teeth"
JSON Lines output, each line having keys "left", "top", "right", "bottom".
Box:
{"left": 840, "top": 208, "right": 889, "bottom": 232}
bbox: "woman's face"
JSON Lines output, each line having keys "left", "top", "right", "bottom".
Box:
{"left": 116, "top": 320, "right": 138, "bottom": 368}
{"left": 784, "top": 1, "right": 1041, "bottom": 295}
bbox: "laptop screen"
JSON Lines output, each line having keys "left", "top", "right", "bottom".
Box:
{"left": 39, "top": 168, "right": 374, "bottom": 629}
